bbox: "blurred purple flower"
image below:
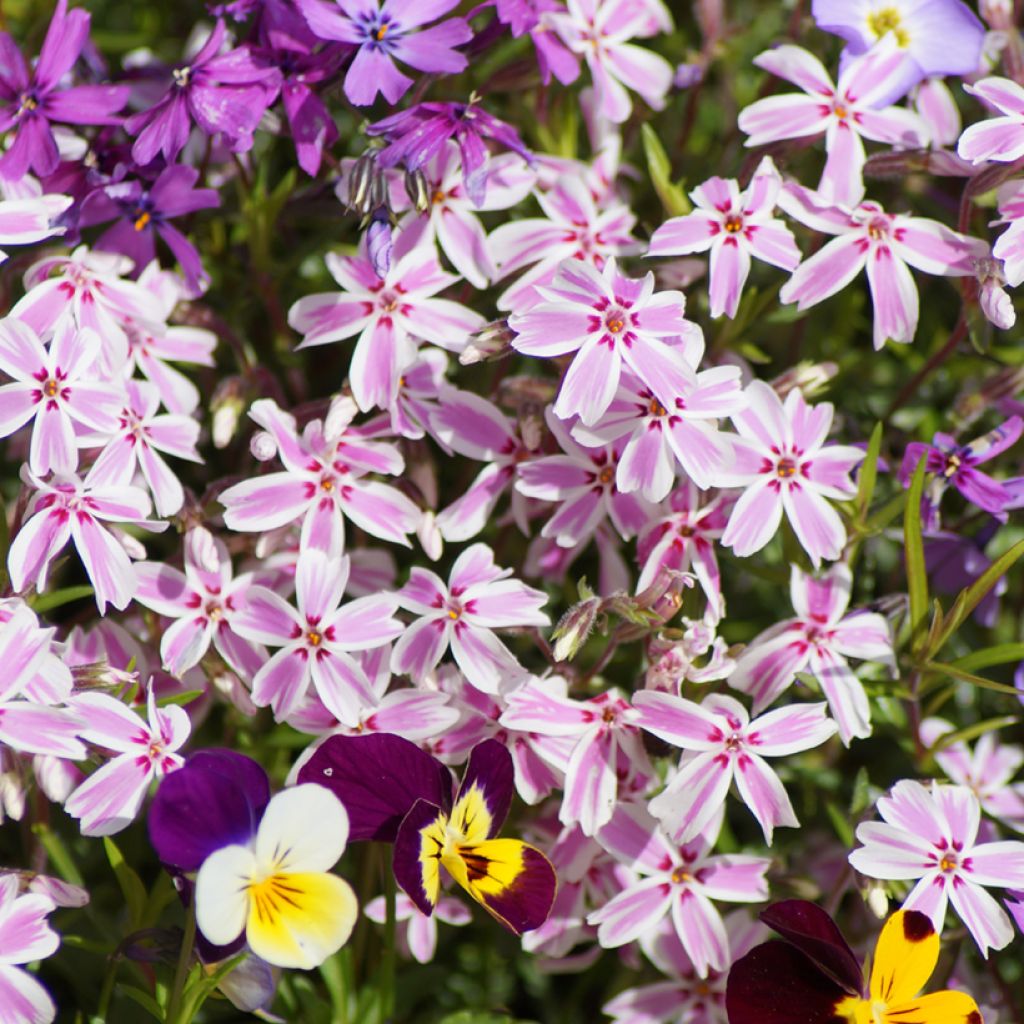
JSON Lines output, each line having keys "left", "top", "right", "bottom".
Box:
{"left": 924, "top": 524, "right": 1005, "bottom": 627}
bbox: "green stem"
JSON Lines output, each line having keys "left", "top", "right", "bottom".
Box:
{"left": 381, "top": 848, "right": 397, "bottom": 1024}
{"left": 165, "top": 906, "right": 196, "bottom": 1024}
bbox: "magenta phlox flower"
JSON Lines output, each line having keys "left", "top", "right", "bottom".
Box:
{"left": 719, "top": 382, "right": 864, "bottom": 565}
{"left": 0, "top": 873, "right": 61, "bottom": 1024}
{"left": 500, "top": 679, "right": 650, "bottom": 835}
{"left": 0, "top": 0, "right": 129, "bottom": 181}
{"left": 64, "top": 687, "right": 188, "bottom": 836}
{"left": 124, "top": 20, "right": 281, "bottom": 165}
{"left": 648, "top": 156, "right": 801, "bottom": 319}
{"left": 288, "top": 235, "right": 485, "bottom": 412}
{"left": 920, "top": 718, "right": 1024, "bottom": 831}
{"left": 509, "top": 258, "right": 702, "bottom": 427}
{"left": 364, "top": 891, "right": 471, "bottom": 963}
{"left": 390, "top": 542, "right": 549, "bottom": 693}
{"left": 516, "top": 409, "right": 657, "bottom": 549}
{"left": 778, "top": 183, "right": 988, "bottom": 349}
{"left": 134, "top": 527, "right": 267, "bottom": 680}
{"left": 729, "top": 563, "right": 892, "bottom": 743}
{"left": 587, "top": 803, "right": 770, "bottom": 976}
{"left": 489, "top": 172, "right": 639, "bottom": 310}
{"left": 296, "top": 0, "right": 471, "bottom": 107}
{"left": 219, "top": 398, "right": 421, "bottom": 553}
{"left": 0, "top": 320, "right": 123, "bottom": 477}
{"left": 849, "top": 779, "right": 1024, "bottom": 955}
{"left": 957, "top": 77, "right": 1024, "bottom": 165}
{"left": 233, "top": 546, "right": 403, "bottom": 722}
{"left": 0, "top": 194, "right": 71, "bottom": 263}
{"left": 738, "top": 39, "right": 929, "bottom": 206}
{"left": 8, "top": 466, "right": 164, "bottom": 613}
{"left": 547, "top": 0, "right": 674, "bottom": 123}
{"left": 900, "top": 416, "right": 1022, "bottom": 519}
{"left": 634, "top": 691, "right": 836, "bottom": 844}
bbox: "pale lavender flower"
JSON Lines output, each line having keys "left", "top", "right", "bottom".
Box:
{"left": 850, "top": 779, "right": 1024, "bottom": 956}
{"left": 0, "top": 874, "right": 60, "bottom": 1024}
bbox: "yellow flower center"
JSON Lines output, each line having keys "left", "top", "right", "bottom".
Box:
{"left": 134, "top": 211, "right": 151, "bottom": 232}
{"left": 867, "top": 8, "right": 910, "bottom": 47}
{"left": 649, "top": 398, "right": 667, "bottom": 417}
{"left": 248, "top": 873, "right": 302, "bottom": 924}
{"left": 670, "top": 866, "right": 692, "bottom": 884}
{"left": 777, "top": 457, "right": 797, "bottom": 478}
{"left": 306, "top": 630, "right": 322, "bottom": 647}
{"left": 43, "top": 379, "right": 59, "bottom": 398}
{"left": 724, "top": 214, "right": 743, "bottom": 233}
{"left": 599, "top": 465, "right": 615, "bottom": 485}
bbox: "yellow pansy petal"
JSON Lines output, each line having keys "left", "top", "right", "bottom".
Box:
{"left": 449, "top": 784, "right": 496, "bottom": 846}
{"left": 194, "top": 843, "right": 255, "bottom": 947}
{"left": 885, "top": 989, "right": 983, "bottom": 1024}
{"left": 870, "top": 909, "right": 938, "bottom": 1005}
{"left": 246, "top": 871, "right": 358, "bottom": 970}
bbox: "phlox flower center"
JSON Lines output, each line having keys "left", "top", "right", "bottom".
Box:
{"left": 358, "top": 12, "right": 401, "bottom": 50}
{"left": 171, "top": 65, "right": 192, "bottom": 88}
{"left": 867, "top": 8, "right": 910, "bottom": 48}
{"left": 723, "top": 213, "right": 744, "bottom": 234}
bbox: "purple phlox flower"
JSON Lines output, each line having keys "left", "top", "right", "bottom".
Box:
{"left": 586, "top": 803, "right": 770, "bottom": 976}
{"left": 924, "top": 526, "right": 1006, "bottom": 628}
{"left": 913, "top": 76, "right": 961, "bottom": 147}
{"left": 390, "top": 542, "right": 549, "bottom": 693}
{"left": 12, "top": 245, "right": 166, "bottom": 376}
{"left": 7, "top": 464, "right": 165, "bottom": 613}
{"left": 471, "top": 0, "right": 580, "bottom": 84}
{"left": 777, "top": 183, "right": 987, "bottom": 349}
{"left": 0, "top": 873, "right": 60, "bottom": 1024}
{"left": 296, "top": 0, "right": 471, "bottom": 107}
{"left": 738, "top": 38, "right": 929, "bottom": 206}
{"left": 991, "top": 179, "right": 1024, "bottom": 287}
{"left": 812, "top": 0, "right": 984, "bottom": 103}
{"left": 516, "top": 408, "right": 658, "bottom": 550}
{"left": 365, "top": 892, "right": 470, "bottom": 963}
{"left": 124, "top": 20, "right": 282, "bottom": 166}
{"left": 0, "top": 0, "right": 129, "bottom": 181}
{"left": 900, "top": 416, "right": 1022, "bottom": 519}
{"left": 0, "top": 194, "right": 71, "bottom": 262}
{"left": 232, "top": 545, "right": 402, "bottom": 722}
{"left": 392, "top": 142, "right": 535, "bottom": 285}
{"left": 547, "top": 0, "right": 674, "bottom": 123}
{"left": 509, "top": 257, "right": 703, "bottom": 427}
{"left": 64, "top": 686, "right": 189, "bottom": 836}
{"left": 368, "top": 99, "right": 532, "bottom": 208}
{"left": 920, "top": 717, "right": 1024, "bottom": 831}
{"left": 729, "top": 562, "right": 892, "bottom": 744}
{"left": 569, "top": 352, "right": 745, "bottom": 500}
{"left": 0, "top": 320, "right": 123, "bottom": 477}
{"left": 133, "top": 526, "right": 267, "bottom": 680}
{"left": 648, "top": 156, "right": 801, "bottom": 319}
{"left": 490, "top": 172, "right": 640, "bottom": 310}
{"left": 500, "top": 679, "right": 650, "bottom": 836}
{"left": 634, "top": 691, "right": 836, "bottom": 845}
{"left": 218, "top": 398, "right": 422, "bottom": 553}
{"left": 79, "top": 165, "right": 220, "bottom": 292}
{"left": 718, "top": 382, "right": 864, "bottom": 565}
{"left": 849, "top": 779, "right": 1024, "bottom": 955}
{"left": 429, "top": 387, "right": 537, "bottom": 542}
{"left": 288, "top": 234, "right": 485, "bottom": 413}
{"left": 959, "top": 77, "right": 1024, "bottom": 165}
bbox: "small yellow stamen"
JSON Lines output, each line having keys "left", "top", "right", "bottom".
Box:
{"left": 867, "top": 8, "right": 910, "bottom": 47}
{"left": 649, "top": 398, "right": 667, "bottom": 417}
{"left": 134, "top": 211, "right": 151, "bottom": 232}
{"left": 607, "top": 319, "right": 624, "bottom": 333}
{"left": 724, "top": 214, "right": 743, "bottom": 233}
{"left": 670, "top": 866, "right": 692, "bottom": 884}
{"left": 447, "top": 609, "right": 459, "bottom": 620}
{"left": 777, "top": 458, "right": 797, "bottom": 478}
{"left": 375, "top": 23, "right": 389, "bottom": 40}
{"left": 307, "top": 630, "right": 322, "bottom": 647}
{"left": 43, "top": 379, "right": 59, "bottom": 398}
{"left": 599, "top": 466, "right": 615, "bottom": 485}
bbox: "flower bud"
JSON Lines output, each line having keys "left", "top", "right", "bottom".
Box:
{"left": 981, "top": 0, "right": 1013, "bottom": 30}
{"left": 404, "top": 167, "right": 431, "bottom": 213}
{"left": 347, "top": 151, "right": 380, "bottom": 214}
{"left": 866, "top": 884, "right": 890, "bottom": 919}
{"left": 366, "top": 207, "right": 393, "bottom": 278}
{"left": 551, "top": 595, "right": 602, "bottom": 662}
{"left": 772, "top": 361, "right": 838, "bottom": 399}
{"left": 250, "top": 430, "right": 277, "bottom": 461}
{"left": 460, "top": 319, "right": 516, "bottom": 365}
{"left": 210, "top": 377, "right": 246, "bottom": 449}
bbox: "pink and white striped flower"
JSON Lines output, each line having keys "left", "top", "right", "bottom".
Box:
{"left": 992, "top": 180, "right": 1024, "bottom": 288}
{"left": 738, "top": 39, "right": 929, "bottom": 206}
{"left": 720, "top": 382, "right": 864, "bottom": 566}
{"left": 648, "top": 157, "right": 801, "bottom": 319}
{"left": 64, "top": 688, "right": 189, "bottom": 836}
{"left": 958, "top": 77, "right": 1024, "bottom": 165}
{"left": 364, "top": 892, "right": 471, "bottom": 964}
{"left": 849, "top": 779, "right": 1024, "bottom": 956}
{"left": 633, "top": 691, "right": 836, "bottom": 844}
{"left": 391, "top": 543, "right": 549, "bottom": 693}
{"left": 0, "top": 873, "right": 61, "bottom": 1024}
{"left": 0, "top": 194, "right": 70, "bottom": 262}
{"left": 510, "top": 258, "right": 702, "bottom": 427}
{"left": 730, "top": 563, "right": 892, "bottom": 743}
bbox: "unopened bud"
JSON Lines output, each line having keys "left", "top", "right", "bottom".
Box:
{"left": 981, "top": 0, "right": 1013, "bottom": 30}
{"left": 366, "top": 207, "right": 392, "bottom": 278}
{"left": 772, "top": 361, "right": 838, "bottom": 399}
{"left": 210, "top": 377, "right": 246, "bottom": 449}
{"left": 250, "top": 430, "right": 277, "bottom": 461}
{"left": 417, "top": 510, "right": 443, "bottom": 561}
{"left": 404, "top": 167, "right": 431, "bottom": 213}
{"left": 551, "top": 595, "right": 602, "bottom": 662}
{"left": 460, "top": 319, "right": 516, "bottom": 365}
{"left": 347, "top": 151, "right": 381, "bottom": 215}
{"left": 866, "top": 884, "right": 889, "bottom": 920}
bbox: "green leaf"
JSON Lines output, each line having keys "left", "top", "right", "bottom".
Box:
{"left": 951, "top": 643, "right": 1024, "bottom": 674}
{"left": 849, "top": 766, "right": 872, "bottom": 816}
{"left": 824, "top": 800, "right": 854, "bottom": 848}
{"left": 924, "top": 661, "right": 1022, "bottom": 696}
{"left": 156, "top": 690, "right": 204, "bottom": 707}
{"left": 904, "top": 457, "right": 929, "bottom": 653}
{"left": 641, "top": 124, "right": 690, "bottom": 217}
{"left": 29, "top": 584, "right": 94, "bottom": 613}
{"left": 856, "top": 422, "right": 883, "bottom": 520}
{"left": 928, "top": 716, "right": 1019, "bottom": 754}
{"left": 103, "top": 837, "right": 147, "bottom": 930}
{"left": 118, "top": 985, "right": 163, "bottom": 1021}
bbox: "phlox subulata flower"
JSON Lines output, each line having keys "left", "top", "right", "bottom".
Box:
{"left": 363, "top": 891, "right": 470, "bottom": 964}
{"left": 0, "top": 874, "right": 61, "bottom": 1024}
{"left": 0, "top": 194, "right": 70, "bottom": 263}
{"left": 958, "top": 77, "right": 1024, "bottom": 165}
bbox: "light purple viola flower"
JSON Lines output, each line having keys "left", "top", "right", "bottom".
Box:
{"left": 920, "top": 718, "right": 1024, "bottom": 831}
{"left": 900, "top": 416, "right": 1022, "bottom": 519}
{"left": 778, "top": 183, "right": 986, "bottom": 349}
{"left": 587, "top": 803, "right": 770, "bottom": 977}
{"left": 0, "top": 194, "right": 71, "bottom": 263}
{"left": 634, "top": 691, "right": 836, "bottom": 845}
{"left": 490, "top": 172, "right": 640, "bottom": 310}
{"left": 961, "top": 78, "right": 1024, "bottom": 165}
{"left": 8, "top": 466, "right": 164, "bottom": 613}
{"left": 510, "top": 258, "right": 702, "bottom": 427}
{"left": 219, "top": 398, "right": 421, "bottom": 554}
{"left": 296, "top": 0, "right": 471, "bottom": 107}
{"left": 0, "top": 320, "right": 123, "bottom": 477}
{"left": 288, "top": 235, "right": 485, "bottom": 412}
{"left": 516, "top": 409, "right": 657, "bottom": 550}
{"left": 849, "top": 779, "right": 1024, "bottom": 956}
{"left": 391, "top": 542, "right": 549, "bottom": 694}
{"left": 738, "top": 39, "right": 929, "bottom": 206}
{"left": 729, "top": 563, "right": 892, "bottom": 743}
{"left": 0, "top": 0, "right": 130, "bottom": 180}
{"left": 719, "top": 382, "right": 864, "bottom": 565}
{"left": 648, "top": 156, "right": 801, "bottom": 318}
{"left": 124, "top": 21, "right": 281, "bottom": 165}
{"left": 0, "top": 874, "right": 60, "bottom": 1024}
{"left": 64, "top": 687, "right": 189, "bottom": 836}
{"left": 133, "top": 527, "right": 267, "bottom": 680}
{"left": 364, "top": 892, "right": 471, "bottom": 963}
{"left": 812, "top": 0, "right": 984, "bottom": 103}
{"left": 233, "top": 546, "right": 403, "bottom": 723}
